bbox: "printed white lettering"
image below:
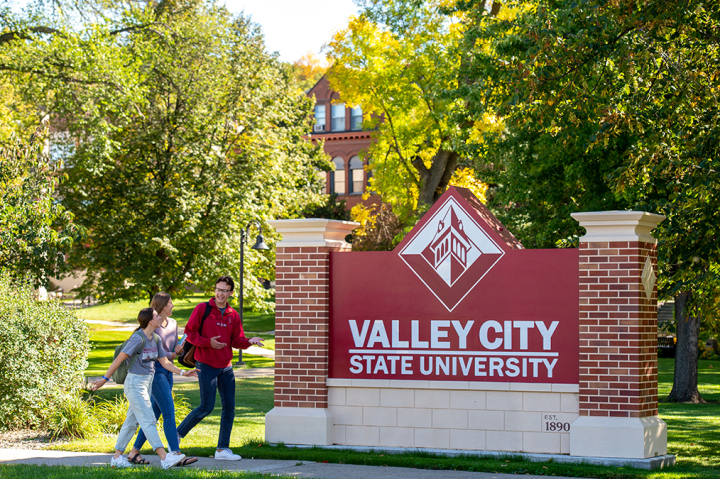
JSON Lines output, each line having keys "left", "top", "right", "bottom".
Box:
{"left": 392, "top": 320, "right": 409, "bottom": 348}
{"left": 459, "top": 357, "right": 472, "bottom": 375}
{"left": 431, "top": 320, "right": 451, "bottom": 349}
{"left": 350, "top": 355, "right": 363, "bottom": 374}
{"left": 367, "top": 320, "right": 390, "bottom": 348}
{"left": 543, "top": 358, "right": 558, "bottom": 378}
{"left": 349, "top": 320, "right": 370, "bottom": 347}
{"left": 479, "top": 320, "right": 503, "bottom": 349}
{"left": 401, "top": 356, "right": 413, "bottom": 374}
{"left": 420, "top": 356, "right": 432, "bottom": 375}
{"left": 529, "top": 358, "right": 543, "bottom": 377}
{"left": 504, "top": 320, "right": 512, "bottom": 350}
{"left": 490, "top": 357, "right": 504, "bottom": 376}
{"left": 374, "top": 355, "right": 389, "bottom": 374}
{"left": 451, "top": 320, "right": 474, "bottom": 349}
{"left": 387, "top": 355, "right": 400, "bottom": 374}
{"left": 536, "top": 321, "right": 559, "bottom": 350}
{"left": 513, "top": 321, "right": 534, "bottom": 350}
{"left": 436, "top": 356, "right": 450, "bottom": 375}
{"left": 412, "top": 320, "right": 429, "bottom": 348}
{"left": 505, "top": 358, "right": 520, "bottom": 377}
{"left": 475, "top": 356, "right": 487, "bottom": 376}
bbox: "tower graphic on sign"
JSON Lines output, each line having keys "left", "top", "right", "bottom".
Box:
{"left": 398, "top": 189, "right": 506, "bottom": 311}
{"left": 425, "top": 207, "right": 476, "bottom": 286}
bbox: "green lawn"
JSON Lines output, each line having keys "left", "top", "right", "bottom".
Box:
{"left": 78, "top": 294, "right": 275, "bottom": 333}
{"left": 86, "top": 328, "right": 274, "bottom": 377}
{"left": 0, "top": 465, "right": 290, "bottom": 478}
{"left": 64, "top": 356, "right": 720, "bottom": 478}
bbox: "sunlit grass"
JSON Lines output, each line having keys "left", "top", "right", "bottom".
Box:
{"left": 77, "top": 293, "right": 275, "bottom": 332}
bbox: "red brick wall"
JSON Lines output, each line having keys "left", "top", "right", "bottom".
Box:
{"left": 274, "top": 246, "right": 336, "bottom": 408}
{"left": 578, "top": 241, "right": 658, "bottom": 418}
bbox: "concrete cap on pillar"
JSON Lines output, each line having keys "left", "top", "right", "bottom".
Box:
{"left": 571, "top": 211, "right": 665, "bottom": 244}
{"left": 268, "top": 218, "right": 359, "bottom": 248}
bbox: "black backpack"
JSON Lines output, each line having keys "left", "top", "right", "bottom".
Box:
{"left": 177, "top": 302, "right": 212, "bottom": 368}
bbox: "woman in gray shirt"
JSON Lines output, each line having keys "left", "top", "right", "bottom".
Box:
{"left": 130, "top": 293, "right": 197, "bottom": 465}
{"left": 91, "top": 307, "right": 198, "bottom": 469}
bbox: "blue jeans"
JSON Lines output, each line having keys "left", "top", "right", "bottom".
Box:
{"left": 133, "top": 364, "right": 179, "bottom": 452}
{"left": 176, "top": 361, "right": 235, "bottom": 449}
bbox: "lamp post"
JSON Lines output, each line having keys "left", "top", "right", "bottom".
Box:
{"left": 234, "top": 220, "right": 269, "bottom": 367}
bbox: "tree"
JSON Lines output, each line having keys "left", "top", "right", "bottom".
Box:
{"left": 0, "top": 123, "right": 82, "bottom": 284}
{"left": 287, "top": 51, "right": 328, "bottom": 93}
{"left": 327, "top": 0, "right": 496, "bottom": 220}
{"left": 1, "top": 0, "right": 329, "bottom": 310}
{"left": 457, "top": 0, "right": 720, "bottom": 401}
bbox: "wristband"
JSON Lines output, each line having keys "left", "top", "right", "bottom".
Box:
{"left": 180, "top": 370, "right": 185, "bottom": 376}
{"left": 102, "top": 375, "right": 110, "bottom": 381}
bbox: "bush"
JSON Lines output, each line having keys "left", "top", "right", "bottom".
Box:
{"left": 0, "top": 273, "right": 90, "bottom": 430}
{"left": 48, "top": 392, "right": 102, "bottom": 439}
{"left": 93, "top": 394, "right": 129, "bottom": 434}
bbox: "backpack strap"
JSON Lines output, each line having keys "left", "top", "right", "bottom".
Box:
{"left": 198, "top": 302, "right": 212, "bottom": 335}
{"left": 126, "top": 331, "right": 147, "bottom": 372}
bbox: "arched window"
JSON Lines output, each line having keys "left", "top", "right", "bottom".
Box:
{"left": 349, "top": 156, "right": 363, "bottom": 194}
{"left": 330, "top": 157, "right": 345, "bottom": 194}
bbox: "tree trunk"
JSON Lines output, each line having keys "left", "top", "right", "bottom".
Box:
{"left": 413, "top": 148, "right": 458, "bottom": 210}
{"left": 666, "top": 291, "right": 704, "bottom": 403}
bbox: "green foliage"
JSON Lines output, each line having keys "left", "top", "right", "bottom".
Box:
{"left": 0, "top": 0, "right": 330, "bottom": 311}
{"left": 302, "top": 193, "right": 350, "bottom": 221}
{"left": 0, "top": 273, "right": 90, "bottom": 430}
{"left": 0, "top": 125, "right": 83, "bottom": 284}
{"left": 92, "top": 394, "right": 128, "bottom": 435}
{"left": 48, "top": 392, "right": 102, "bottom": 440}
{"left": 327, "top": 0, "right": 469, "bottom": 217}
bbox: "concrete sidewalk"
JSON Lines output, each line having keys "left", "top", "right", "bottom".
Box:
{"left": 0, "top": 449, "right": 589, "bottom": 479}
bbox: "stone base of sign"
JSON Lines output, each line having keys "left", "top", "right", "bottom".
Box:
{"left": 265, "top": 407, "right": 334, "bottom": 445}
{"left": 273, "top": 444, "right": 676, "bottom": 470}
{"left": 327, "top": 379, "right": 579, "bottom": 454}
{"left": 569, "top": 416, "right": 668, "bottom": 459}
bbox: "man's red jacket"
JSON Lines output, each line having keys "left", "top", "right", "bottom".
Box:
{"left": 185, "top": 297, "right": 251, "bottom": 369}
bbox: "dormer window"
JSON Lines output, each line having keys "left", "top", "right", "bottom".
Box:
{"left": 331, "top": 103, "right": 346, "bottom": 131}
{"left": 314, "top": 104, "right": 326, "bottom": 132}
{"left": 350, "top": 106, "right": 362, "bottom": 130}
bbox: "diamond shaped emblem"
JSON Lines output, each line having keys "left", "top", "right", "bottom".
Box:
{"left": 641, "top": 255, "right": 656, "bottom": 300}
{"left": 398, "top": 196, "right": 505, "bottom": 311}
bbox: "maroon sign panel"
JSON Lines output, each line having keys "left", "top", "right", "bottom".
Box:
{"left": 329, "top": 187, "right": 579, "bottom": 384}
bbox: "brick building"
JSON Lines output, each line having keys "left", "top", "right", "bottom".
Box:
{"left": 307, "top": 75, "right": 377, "bottom": 210}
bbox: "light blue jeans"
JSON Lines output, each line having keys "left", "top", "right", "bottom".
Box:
{"left": 114, "top": 373, "right": 164, "bottom": 452}
{"left": 133, "top": 364, "right": 179, "bottom": 452}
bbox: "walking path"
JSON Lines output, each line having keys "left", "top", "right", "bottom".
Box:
{"left": 0, "top": 449, "right": 589, "bottom": 479}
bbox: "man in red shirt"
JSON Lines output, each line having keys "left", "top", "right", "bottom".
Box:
{"left": 177, "top": 276, "right": 263, "bottom": 461}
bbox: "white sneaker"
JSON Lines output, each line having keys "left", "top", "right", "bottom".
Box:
{"left": 110, "top": 455, "right": 132, "bottom": 468}
{"left": 214, "top": 448, "right": 242, "bottom": 461}
{"left": 161, "top": 451, "right": 186, "bottom": 469}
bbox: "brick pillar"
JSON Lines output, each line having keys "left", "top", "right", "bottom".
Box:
{"left": 569, "top": 211, "right": 667, "bottom": 459}
{"left": 264, "top": 218, "right": 357, "bottom": 445}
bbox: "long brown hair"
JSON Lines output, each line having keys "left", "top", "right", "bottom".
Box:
{"left": 151, "top": 292, "right": 172, "bottom": 317}
{"left": 135, "top": 307, "right": 155, "bottom": 331}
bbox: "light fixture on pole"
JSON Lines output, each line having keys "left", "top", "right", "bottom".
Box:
{"left": 234, "top": 220, "right": 269, "bottom": 367}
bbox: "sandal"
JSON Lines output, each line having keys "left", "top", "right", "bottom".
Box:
{"left": 177, "top": 456, "right": 198, "bottom": 466}
{"left": 128, "top": 454, "right": 150, "bottom": 465}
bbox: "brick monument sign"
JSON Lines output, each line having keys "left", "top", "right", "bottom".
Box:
{"left": 265, "top": 186, "right": 670, "bottom": 465}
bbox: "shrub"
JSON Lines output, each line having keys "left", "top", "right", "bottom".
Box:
{"left": 48, "top": 392, "right": 102, "bottom": 439}
{"left": 94, "top": 395, "right": 129, "bottom": 434}
{"left": 0, "top": 273, "right": 90, "bottom": 430}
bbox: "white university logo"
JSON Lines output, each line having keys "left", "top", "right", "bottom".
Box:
{"left": 399, "top": 197, "right": 505, "bottom": 311}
